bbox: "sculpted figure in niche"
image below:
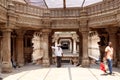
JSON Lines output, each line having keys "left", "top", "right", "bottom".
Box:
{"left": 32, "top": 34, "right": 43, "bottom": 65}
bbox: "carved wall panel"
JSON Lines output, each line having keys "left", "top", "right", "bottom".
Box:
{"left": 0, "top": 0, "right": 7, "bottom": 8}
{"left": 51, "top": 20, "right": 79, "bottom": 29}
{"left": 17, "top": 15, "right": 42, "bottom": 27}
{"left": 0, "top": 6, "right": 7, "bottom": 22}
{"left": 89, "top": 13, "right": 118, "bottom": 28}
{"left": 50, "top": 8, "right": 80, "bottom": 17}
{"left": 14, "top": 1, "right": 47, "bottom": 17}
{"left": 86, "top": 0, "right": 119, "bottom": 15}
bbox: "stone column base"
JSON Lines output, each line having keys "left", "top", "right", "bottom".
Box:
{"left": 1, "top": 62, "right": 12, "bottom": 73}
{"left": 42, "top": 58, "right": 50, "bottom": 67}
{"left": 81, "top": 58, "right": 90, "bottom": 67}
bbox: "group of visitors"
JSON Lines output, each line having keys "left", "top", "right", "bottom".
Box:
{"left": 52, "top": 42, "right": 114, "bottom": 75}
{"left": 10, "top": 41, "right": 114, "bottom": 75}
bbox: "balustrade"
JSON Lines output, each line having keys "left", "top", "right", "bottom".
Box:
{"left": 0, "top": 0, "right": 7, "bottom": 8}
{"left": 0, "top": 0, "right": 7, "bottom": 22}
{"left": 86, "top": 0, "right": 119, "bottom": 15}
{"left": 0, "top": 0, "right": 119, "bottom": 27}
{"left": 50, "top": 8, "right": 80, "bottom": 17}
{"left": 13, "top": 1, "right": 48, "bottom": 17}
{"left": 0, "top": 0, "right": 119, "bottom": 18}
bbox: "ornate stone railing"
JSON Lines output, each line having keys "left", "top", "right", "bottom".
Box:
{"left": 0, "top": 0, "right": 7, "bottom": 8}
{"left": 3, "top": 0, "right": 119, "bottom": 28}
{"left": 0, "top": 0, "right": 8, "bottom": 22}
{"left": 13, "top": 1, "right": 50, "bottom": 27}
{"left": 85, "top": 0, "right": 120, "bottom": 15}
{"left": 50, "top": 8, "right": 80, "bottom": 17}
{"left": 13, "top": 1, "right": 48, "bottom": 17}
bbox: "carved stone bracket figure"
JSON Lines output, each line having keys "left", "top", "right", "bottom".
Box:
{"left": 32, "top": 32, "right": 43, "bottom": 65}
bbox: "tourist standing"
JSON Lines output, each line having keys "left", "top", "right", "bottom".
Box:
{"left": 51, "top": 44, "right": 63, "bottom": 67}
{"left": 105, "top": 42, "right": 113, "bottom": 75}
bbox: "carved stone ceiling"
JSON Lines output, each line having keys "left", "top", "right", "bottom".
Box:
{"left": 14, "top": 0, "right": 103, "bottom": 8}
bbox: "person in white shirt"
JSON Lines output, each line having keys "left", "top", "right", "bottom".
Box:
{"left": 51, "top": 44, "right": 63, "bottom": 67}
{"left": 105, "top": 42, "right": 113, "bottom": 75}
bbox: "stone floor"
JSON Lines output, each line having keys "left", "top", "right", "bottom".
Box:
{"left": 0, "top": 63, "right": 120, "bottom": 80}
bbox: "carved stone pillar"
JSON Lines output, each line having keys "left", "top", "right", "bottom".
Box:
{"left": 79, "top": 9, "right": 89, "bottom": 67}
{"left": 70, "top": 40, "right": 72, "bottom": 53}
{"left": 106, "top": 28, "right": 118, "bottom": 66}
{"left": 81, "top": 31, "right": 90, "bottom": 67}
{"left": 41, "top": 29, "right": 51, "bottom": 67}
{"left": 72, "top": 37, "right": 77, "bottom": 54}
{"left": 1, "top": 29, "right": 12, "bottom": 73}
{"left": 16, "top": 30, "right": 25, "bottom": 67}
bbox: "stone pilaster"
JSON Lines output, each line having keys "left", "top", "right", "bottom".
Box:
{"left": 106, "top": 28, "right": 118, "bottom": 66}
{"left": 16, "top": 30, "right": 25, "bottom": 67}
{"left": 81, "top": 31, "right": 90, "bottom": 67}
{"left": 41, "top": 29, "right": 51, "bottom": 67}
{"left": 1, "top": 29, "right": 12, "bottom": 73}
{"left": 79, "top": 8, "right": 89, "bottom": 67}
{"left": 72, "top": 35, "right": 77, "bottom": 54}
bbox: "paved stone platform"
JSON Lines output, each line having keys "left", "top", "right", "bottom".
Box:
{"left": 0, "top": 64, "right": 120, "bottom": 80}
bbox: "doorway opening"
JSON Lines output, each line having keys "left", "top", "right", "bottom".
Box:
{"left": 51, "top": 30, "right": 81, "bottom": 65}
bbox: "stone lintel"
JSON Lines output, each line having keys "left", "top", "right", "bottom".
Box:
{"left": 42, "top": 28, "right": 51, "bottom": 34}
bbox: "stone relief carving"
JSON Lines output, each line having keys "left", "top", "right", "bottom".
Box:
{"left": 32, "top": 33, "right": 43, "bottom": 64}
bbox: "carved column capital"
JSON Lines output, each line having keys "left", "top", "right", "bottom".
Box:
{"left": 72, "top": 34, "right": 78, "bottom": 41}
{"left": 42, "top": 29, "right": 51, "bottom": 34}
{"left": 15, "top": 30, "right": 26, "bottom": 36}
